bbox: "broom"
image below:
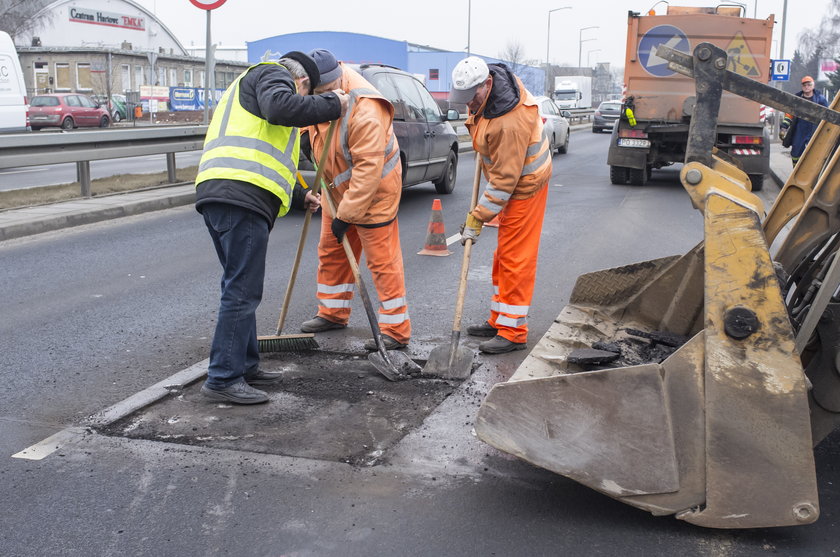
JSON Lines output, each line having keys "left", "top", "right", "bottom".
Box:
{"left": 258, "top": 120, "right": 337, "bottom": 352}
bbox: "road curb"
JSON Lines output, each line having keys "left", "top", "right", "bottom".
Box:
{"left": 0, "top": 190, "right": 195, "bottom": 241}
{"left": 770, "top": 166, "right": 785, "bottom": 188}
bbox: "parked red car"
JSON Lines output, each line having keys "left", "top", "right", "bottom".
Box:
{"left": 29, "top": 93, "right": 111, "bottom": 131}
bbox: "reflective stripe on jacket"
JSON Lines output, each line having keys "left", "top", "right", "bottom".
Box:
{"left": 196, "top": 62, "right": 299, "bottom": 217}
{"left": 466, "top": 75, "right": 552, "bottom": 223}
{"left": 307, "top": 64, "right": 402, "bottom": 225}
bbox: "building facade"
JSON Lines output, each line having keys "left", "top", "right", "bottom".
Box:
{"left": 11, "top": 4, "right": 546, "bottom": 107}
{"left": 13, "top": 0, "right": 247, "bottom": 105}
{"left": 247, "top": 31, "right": 545, "bottom": 100}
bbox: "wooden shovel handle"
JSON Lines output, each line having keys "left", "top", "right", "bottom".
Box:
{"left": 451, "top": 158, "right": 483, "bottom": 333}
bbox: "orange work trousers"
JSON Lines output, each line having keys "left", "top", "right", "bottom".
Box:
{"left": 315, "top": 210, "right": 411, "bottom": 343}
{"left": 488, "top": 183, "right": 549, "bottom": 343}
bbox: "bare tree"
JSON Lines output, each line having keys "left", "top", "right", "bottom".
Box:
{"left": 498, "top": 40, "right": 544, "bottom": 94}
{"left": 797, "top": 0, "right": 840, "bottom": 73}
{"left": 499, "top": 40, "right": 526, "bottom": 76}
{"left": 0, "top": 0, "right": 53, "bottom": 40}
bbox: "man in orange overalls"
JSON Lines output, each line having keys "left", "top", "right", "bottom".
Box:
{"left": 450, "top": 56, "right": 552, "bottom": 354}
{"left": 299, "top": 49, "right": 411, "bottom": 351}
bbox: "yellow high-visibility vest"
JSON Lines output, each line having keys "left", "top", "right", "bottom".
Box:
{"left": 196, "top": 62, "right": 299, "bottom": 217}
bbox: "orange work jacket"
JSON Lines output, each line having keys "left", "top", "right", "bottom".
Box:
{"left": 307, "top": 64, "right": 402, "bottom": 225}
{"left": 466, "top": 75, "right": 552, "bottom": 223}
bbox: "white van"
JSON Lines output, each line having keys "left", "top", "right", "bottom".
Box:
{"left": 0, "top": 31, "right": 29, "bottom": 133}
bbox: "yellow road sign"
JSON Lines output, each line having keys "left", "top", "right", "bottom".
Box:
{"left": 726, "top": 32, "right": 761, "bottom": 77}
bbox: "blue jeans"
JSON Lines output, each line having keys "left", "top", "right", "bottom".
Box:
{"left": 202, "top": 203, "right": 270, "bottom": 389}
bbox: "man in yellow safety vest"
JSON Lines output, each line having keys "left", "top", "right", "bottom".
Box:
{"left": 195, "top": 51, "right": 348, "bottom": 405}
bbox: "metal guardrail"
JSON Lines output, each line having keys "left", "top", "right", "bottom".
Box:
{"left": 0, "top": 126, "right": 207, "bottom": 196}
{"left": 565, "top": 109, "right": 595, "bottom": 123}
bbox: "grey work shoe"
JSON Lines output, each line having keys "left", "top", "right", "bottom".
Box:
{"left": 300, "top": 316, "right": 347, "bottom": 333}
{"left": 364, "top": 334, "right": 408, "bottom": 351}
{"left": 244, "top": 369, "right": 283, "bottom": 386}
{"left": 201, "top": 380, "right": 269, "bottom": 404}
{"left": 479, "top": 335, "right": 527, "bottom": 355}
{"left": 467, "top": 321, "right": 497, "bottom": 337}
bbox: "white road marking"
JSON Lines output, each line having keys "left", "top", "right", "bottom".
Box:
{"left": 0, "top": 168, "right": 43, "bottom": 175}
{"left": 11, "top": 359, "right": 209, "bottom": 461}
{"left": 11, "top": 427, "right": 87, "bottom": 460}
{"left": 446, "top": 233, "right": 460, "bottom": 246}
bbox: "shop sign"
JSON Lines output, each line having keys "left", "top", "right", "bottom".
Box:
{"left": 69, "top": 7, "right": 145, "bottom": 31}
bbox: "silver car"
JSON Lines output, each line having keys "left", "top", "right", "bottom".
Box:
{"left": 535, "top": 96, "right": 570, "bottom": 154}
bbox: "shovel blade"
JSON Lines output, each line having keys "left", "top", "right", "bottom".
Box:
{"left": 368, "top": 350, "right": 421, "bottom": 381}
{"left": 423, "top": 343, "right": 474, "bottom": 380}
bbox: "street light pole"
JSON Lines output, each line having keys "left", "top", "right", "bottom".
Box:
{"left": 578, "top": 26, "right": 599, "bottom": 69}
{"left": 466, "top": 0, "right": 471, "bottom": 55}
{"left": 545, "top": 6, "right": 572, "bottom": 95}
{"left": 780, "top": 0, "right": 787, "bottom": 59}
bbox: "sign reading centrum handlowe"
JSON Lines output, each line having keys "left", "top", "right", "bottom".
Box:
{"left": 69, "top": 7, "right": 145, "bottom": 31}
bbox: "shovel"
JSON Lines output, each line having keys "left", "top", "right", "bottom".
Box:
{"left": 423, "top": 158, "right": 483, "bottom": 379}
{"left": 320, "top": 181, "right": 421, "bottom": 381}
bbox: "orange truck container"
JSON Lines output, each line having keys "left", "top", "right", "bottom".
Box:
{"left": 607, "top": 6, "right": 774, "bottom": 189}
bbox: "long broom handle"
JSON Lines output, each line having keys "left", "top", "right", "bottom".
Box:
{"left": 274, "top": 120, "right": 337, "bottom": 335}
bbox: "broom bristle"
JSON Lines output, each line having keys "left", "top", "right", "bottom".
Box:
{"left": 257, "top": 334, "right": 319, "bottom": 353}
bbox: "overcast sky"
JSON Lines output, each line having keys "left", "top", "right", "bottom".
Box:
{"left": 135, "top": 0, "right": 824, "bottom": 69}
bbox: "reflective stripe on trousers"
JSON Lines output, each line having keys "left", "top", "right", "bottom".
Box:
{"left": 315, "top": 210, "right": 411, "bottom": 343}
{"left": 487, "top": 184, "right": 549, "bottom": 343}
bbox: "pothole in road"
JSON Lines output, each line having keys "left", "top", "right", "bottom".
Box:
{"left": 99, "top": 351, "right": 465, "bottom": 465}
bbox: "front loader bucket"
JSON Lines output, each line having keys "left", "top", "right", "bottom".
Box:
{"left": 475, "top": 163, "right": 819, "bottom": 528}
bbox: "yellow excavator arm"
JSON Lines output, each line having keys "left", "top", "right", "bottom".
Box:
{"left": 475, "top": 42, "right": 840, "bottom": 528}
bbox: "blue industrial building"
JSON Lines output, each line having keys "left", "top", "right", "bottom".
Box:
{"left": 246, "top": 31, "right": 545, "bottom": 100}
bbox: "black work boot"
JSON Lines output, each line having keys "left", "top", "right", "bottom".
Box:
{"left": 201, "top": 380, "right": 269, "bottom": 404}
{"left": 467, "top": 321, "right": 497, "bottom": 337}
{"left": 479, "top": 335, "right": 527, "bottom": 354}
{"left": 364, "top": 334, "right": 408, "bottom": 351}
{"left": 244, "top": 369, "right": 283, "bottom": 386}
{"left": 300, "top": 316, "right": 346, "bottom": 333}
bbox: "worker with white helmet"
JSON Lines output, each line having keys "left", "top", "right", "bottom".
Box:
{"left": 450, "top": 56, "right": 553, "bottom": 354}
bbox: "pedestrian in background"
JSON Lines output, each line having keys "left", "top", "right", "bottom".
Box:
{"left": 449, "top": 56, "right": 552, "bottom": 354}
{"left": 195, "top": 51, "right": 348, "bottom": 405}
{"left": 781, "top": 76, "right": 829, "bottom": 167}
{"left": 299, "top": 48, "right": 411, "bottom": 352}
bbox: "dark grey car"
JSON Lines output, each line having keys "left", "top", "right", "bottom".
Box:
{"left": 593, "top": 100, "right": 622, "bottom": 133}
{"left": 353, "top": 64, "right": 460, "bottom": 194}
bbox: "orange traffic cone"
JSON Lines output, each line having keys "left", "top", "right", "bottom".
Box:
{"left": 417, "top": 198, "right": 451, "bottom": 256}
{"left": 484, "top": 213, "right": 500, "bottom": 228}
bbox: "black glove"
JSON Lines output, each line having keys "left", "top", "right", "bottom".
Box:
{"left": 331, "top": 218, "right": 350, "bottom": 244}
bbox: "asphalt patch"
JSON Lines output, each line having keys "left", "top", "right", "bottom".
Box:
{"left": 99, "top": 351, "right": 458, "bottom": 466}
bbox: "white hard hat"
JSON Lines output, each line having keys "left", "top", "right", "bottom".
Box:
{"left": 450, "top": 56, "right": 489, "bottom": 104}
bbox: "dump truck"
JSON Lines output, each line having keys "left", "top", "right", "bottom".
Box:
{"left": 607, "top": 6, "right": 773, "bottom": 189}
{"left": 475, "top": 38, "right": 840, "bottom": 529}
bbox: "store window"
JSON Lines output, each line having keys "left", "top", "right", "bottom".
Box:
{"left": 135, "top": 65, "right": 145, "bottom": 87}
{"left": 55, "top": 63, "right": 71, "bottom": 90}
{"left": 121, "top": 64, "right": 131, "bottom": 92}
{"left": 198, "top": 70, "right": 205, "bottom": 88}
{"left": 183, "top": 69, "right": 193, "bottom": 87}
{"left": 158, "top": 67, "right": 166, "bottom": 86}
{"left": 76, "top": 63, "right": 92, "bottom": 90}
{"left": 34, "top": 62, "right": 49, "bottom": 92}
{"left": 170, "top": 68, "right": 177, "bottom": 87}
{"left": 429, "top": 69, "right": 439, "bottom": 80}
